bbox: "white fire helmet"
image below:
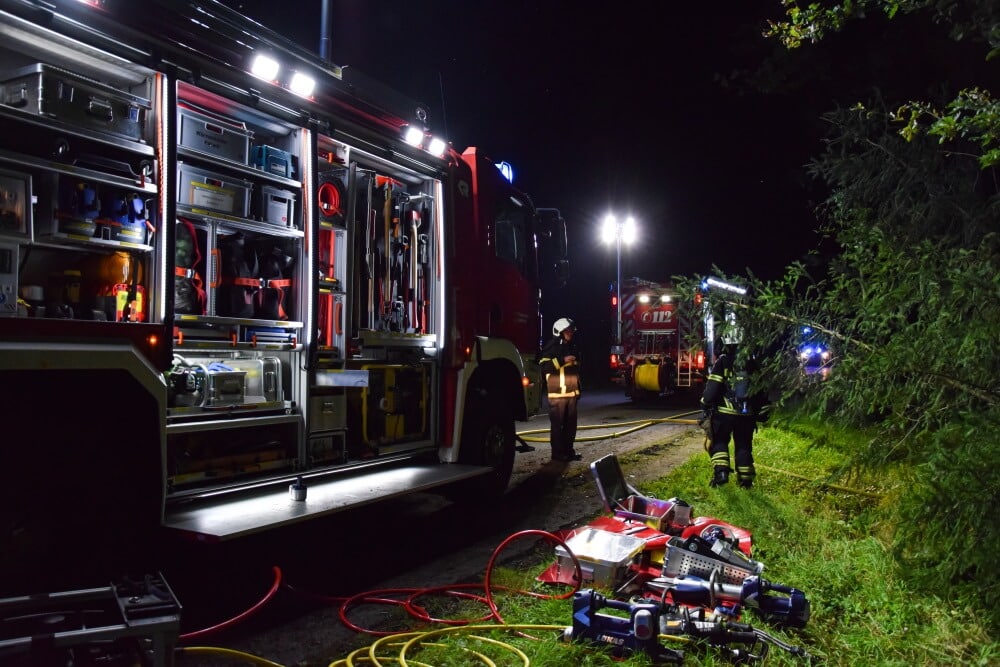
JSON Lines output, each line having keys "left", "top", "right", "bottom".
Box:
{"left": 553, "top": 317, "right": 575, "bottom": 336}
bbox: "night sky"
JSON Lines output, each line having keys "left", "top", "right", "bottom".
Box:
{"left": 226, "top": 1, "right": 823, "bottom": 278}
{"left": 220, "top": 1, "right": 972, "bottom": 369}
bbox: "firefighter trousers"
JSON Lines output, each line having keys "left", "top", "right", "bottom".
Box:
{"left": 547, "top": 396, "right": 579, "bottom": 460}
{"left": 708, "top": 413, "right": 757, "bottom": 483}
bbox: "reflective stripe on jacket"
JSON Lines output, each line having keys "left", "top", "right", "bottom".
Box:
{"left": 537, "top": 337, "right": 581, "bottom": 399}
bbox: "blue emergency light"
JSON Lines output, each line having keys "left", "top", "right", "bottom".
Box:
{"left": 495, "top": 160, "right": 514, "bottom": 183}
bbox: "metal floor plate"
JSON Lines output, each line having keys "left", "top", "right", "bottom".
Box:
{"left": 164, "top": 463, "right": 487, "bottom": 541}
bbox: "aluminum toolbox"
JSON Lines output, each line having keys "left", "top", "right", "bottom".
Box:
{"left": 177, "top": 162, "right": 251, "bottom": 218}
{"left": 183, "top": 356, "right": 282, "bottom": 405}
{"left": 219, "top": 357, "right": 283, "bottom": 404}
{"left": 256, "top": 184, "right": 297, "bottom": 228}
{"left": 590, "top": 454, "right": 690, "bottom": 532}
{"left": 203, "top": 370, "right": 246, "bottom": 407}
{"left": 1, "top": 63, "right": 150, "bottom": 141}
{"left": 178, "top": 104, "right": 252, "bottom": 164}
{"left": 553, "top": 527, "right": 646, "bottom": 590}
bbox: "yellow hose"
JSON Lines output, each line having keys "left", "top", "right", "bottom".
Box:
{"left": 330, "top": 624, "right": 567, "bottom": 667}
{"left": 177, "top": 646, "right": 285, "bottom": 666}
{"left": 518, "top": 412, "right": 700, "bottom": 443}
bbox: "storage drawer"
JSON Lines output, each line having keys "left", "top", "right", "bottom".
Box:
{"left": 310, "top": 394, "right": 345, "bottom": 432}
{"left": 1, "top": 63, "right": 150, "bottom": 142}
{"left": 178, "top": 105, "right": 252, "bottom": 163}
{"left": 256, "top": 185, "right": 296, "bottom": 228}
{"left": 308, "top": 431, "right": 345, "bottom": 465}
{"left": 177, "top": 162, "right": 251, "bottom": 218}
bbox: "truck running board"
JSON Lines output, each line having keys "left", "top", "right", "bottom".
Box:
{"left": 163, "top": 463, "right": 488, "bottom": 542}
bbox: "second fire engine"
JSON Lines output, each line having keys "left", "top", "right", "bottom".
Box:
{"left": 610, "top": 277, "right": 705, "bottom": 400}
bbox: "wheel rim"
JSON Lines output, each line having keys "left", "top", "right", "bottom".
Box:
{"left": 483, "top": 422, "right": 506, "bottom": 468}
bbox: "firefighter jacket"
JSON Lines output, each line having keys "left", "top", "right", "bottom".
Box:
{"left": 537, "top": 336, "right": 582, "bottom": 399}
{"left": 700, "top": 352, "right": 770, "bottom": 420}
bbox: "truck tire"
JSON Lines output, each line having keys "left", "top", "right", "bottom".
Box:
{"left": 451, "top": 392, "right": 516, "bottom": 500}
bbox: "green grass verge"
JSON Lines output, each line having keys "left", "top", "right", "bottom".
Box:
{"left": 337, "top": 420, "right": 1000, "bottom": 666}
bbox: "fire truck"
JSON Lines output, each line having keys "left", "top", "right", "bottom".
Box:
{"left": 610, "top": 277, "right": 705, "bottom": 400}
{"left": 0, "top": 0, "right": 568, "bottom": 590}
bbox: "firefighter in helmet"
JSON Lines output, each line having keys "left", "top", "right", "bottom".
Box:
{"left": 537, "top": 317, "right": 582, "bottom": 462}
{"left": 699, "top": 324, "right": 770, "bottom": 488}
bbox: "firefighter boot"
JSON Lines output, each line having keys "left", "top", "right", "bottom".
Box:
{"left": 736, "top": 465, "right": 756, "bottom": 489}
{"left": 710, "top": 466, "right": 730, "bottom": 487}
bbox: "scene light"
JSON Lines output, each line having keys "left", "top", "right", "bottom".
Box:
{"left": 289, "top": 71, "right": 316, "bottom": 98}
{"left": 427, "top": 136, "right": 447, "bottom": 158}
{"left": 660, "top": 294, "right": 671, "bottom": 303}
{"left": 638, "top": 294, "right": 650, "bottom": 304}
{"left": 251, "top": 54, "right": 280, "bottom": 81}
{"left": 705, "top": 276, "right": 748, "bottom": 296}
{"left": 404, "top": 126, "right": 425, "bottom": 147}
{"left": 602, "top": 213, "right": 639, "bottom": 354}
{"left": 601, "top": 214, "right": 636, "bottom": 244}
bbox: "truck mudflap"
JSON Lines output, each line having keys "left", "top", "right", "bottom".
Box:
{"left": 164, "top": 462, "right": 489, "bottom": 541}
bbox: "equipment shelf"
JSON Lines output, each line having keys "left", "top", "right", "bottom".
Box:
{"left": 176, "top": 204, "right": 304, "bottom": 239}
{"left": 0, "top": 104, "right": 156, "bottom": 157}
{"left": 177, "top": 145, "right": 300, "bottom": 190}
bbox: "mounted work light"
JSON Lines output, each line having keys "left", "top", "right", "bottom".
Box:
{"left": 427, "top": 137, "right": 447, "bottom": 158}
{"left": 251, "top": 54, "right": 280, "bottom": 81}
{"left": 404, "top": 126, "right": 425, "bottom": 147}
{"left": 289, "top": 71, "right": 316, "bottom": 98}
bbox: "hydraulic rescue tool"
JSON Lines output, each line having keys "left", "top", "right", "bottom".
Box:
{"left": 647, "top": 575, "right": 811, "bottom": 627}
{"left": 658, "top": 603, "right": 814, "bottom": 662}
{"left": 568, "top": 589, "right": 685, "bottom": 664}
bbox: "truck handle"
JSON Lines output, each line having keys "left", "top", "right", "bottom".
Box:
{"left": 87, "top": 96, "right": 114, "bottom": 122}
{"left": 210, "top": 248, "right": 221, "bottom": 288}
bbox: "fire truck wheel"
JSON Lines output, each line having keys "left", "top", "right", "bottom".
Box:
{"left": 451, "top": 394, "right": 516, "bottom": 500}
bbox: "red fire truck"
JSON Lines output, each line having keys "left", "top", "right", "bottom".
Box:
{"left": 610, "top": 277, "right": 705, "bottom": 400}
{"left": 0, "top": 0, "right": 568, "bottom": 590}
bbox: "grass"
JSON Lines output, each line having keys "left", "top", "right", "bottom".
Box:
{"left": 331, "top": 419, "right": 1000, "bottom": 666}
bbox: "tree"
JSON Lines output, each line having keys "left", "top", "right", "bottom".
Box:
{"left": 681, "top": 0, "right": 1000, "bottom": 624}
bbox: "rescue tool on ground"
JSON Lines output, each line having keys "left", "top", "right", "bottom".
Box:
{"left": 539, "top": 454, "right": 813, "bottom": 664}
{"left": 0, "top": 0, "right": 569, "bottom": 594}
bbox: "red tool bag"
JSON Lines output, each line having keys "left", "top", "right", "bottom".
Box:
{"left": 254, "top": 243, "right": 294, "bottom": 320}
{"left": 174, "top": 217, "right": 206, "bottom": 315}
{"left": 216, "top": 231, "right": 259, "bottom": 318}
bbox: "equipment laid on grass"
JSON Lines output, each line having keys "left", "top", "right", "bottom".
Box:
{"left": 568, "top": 589, "right": 684, "bottom": 664}
{"left": 542, "top": 453, "right": 813, "bottom": 663}
{"left": 647, "top": 574, "right": 810, "bottom": 627}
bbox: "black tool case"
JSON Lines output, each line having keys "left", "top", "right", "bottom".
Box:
{"left": 0, "top": 63, "right": 151, "bottom": 142}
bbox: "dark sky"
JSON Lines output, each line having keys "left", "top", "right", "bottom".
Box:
{"left": 225, "top": 0, "right": 825, "bottom": 284}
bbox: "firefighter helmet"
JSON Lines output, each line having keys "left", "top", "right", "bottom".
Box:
{"left": 552, "top": 317, "right": 575, "bottom": 336}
